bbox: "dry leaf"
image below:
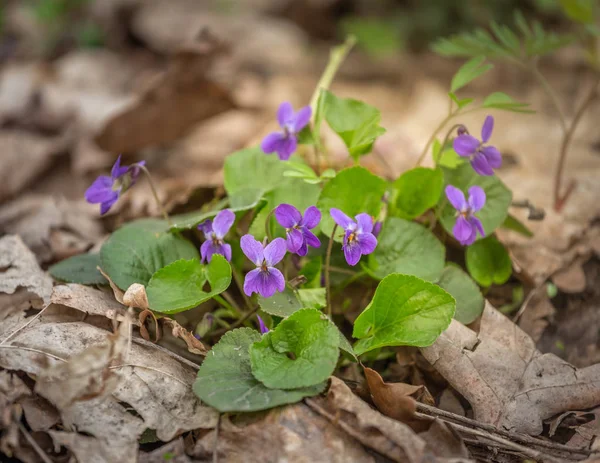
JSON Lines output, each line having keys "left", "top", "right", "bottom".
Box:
{"left": 0, "top": 371, "right": 31, "bottom": 459}
{"left": 50, "top": 284, "right": 133, "bottom": 324}
{"left": 419, "top": 419, "right": 470, "bottom": 459}
{"left": 34, "top": 316, "right": 130, "bottom": 409}
{"left": 552, "top": 258, "right": 588, "bottom": 293}
{"left": 0, "top": 234, "right": 53, "bottom": 309}
{"left": 517, "top": 291, "right": 555, "bottom": 343}
{"left": 0, "top": 315, "right": 217, "bottom": 442}
{"left": 162, "top": 318, "right": 208, "bottom": 356}
{"left": 95, "top": 34, "right": 234, "bottom": 153}
{"left": 140, "top": 438, "right": 192, "bottom": 463}
{"left": 193, "top": 404, "right": 376, "bottom": 463}
{"left": 123, "top": 283, "right": 149, "bottom": 310}
{"left": 20, "top": 394, "right": 60, "bottom": 432}
{"left": 421, "top": 303, "right": 600, "bottom": 434}
{"left": 363, "top": 366, "right": 432, "bottom": 428}
{"left": 49, "top": 430, "right": 137, "bottom": 463}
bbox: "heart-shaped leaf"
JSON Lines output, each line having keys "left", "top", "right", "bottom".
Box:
{"left": 466, "top": 236, "right": 512, "bottom": 287}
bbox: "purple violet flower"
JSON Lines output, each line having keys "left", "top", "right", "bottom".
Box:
{"left": 256, "top": 315, "right": 269, "bottom": 334}
{"left": 85, "top": 155, "right": 145, "bottom": 215}
{"left": 241, "top": 235, "right": 287, "bottom": 298}
{"left": 275, "top": 204, "right": 321, "bottom": 256}
{"left": 198, "top": 209, "right": 235, "bottom": 263}
{"left": 261, "top": 102, "right": 312, "bottom": 161}
{"left": 373, "top": 220, "right": 383, "bottom": 238}
{"left": 330, "top": 209, "right": 378, "bottom": 266}
{"left": 453, "top": 115, "right": 502, "bottom": 176}
{"left": 445, "top": 185, "right": 486, "bottom": 246}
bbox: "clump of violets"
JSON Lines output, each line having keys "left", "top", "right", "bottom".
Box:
{"left": 330, "top": 209, "right": 378, "bottom": 266}
{"left": 445, "top": 185, "right": 486, "bottom": 246}
{"left": 275, "top": 204, "right": 321, "bottom": 256}
{"left": 85, "top": 155, "right": 145, "bottom": 215}
{"left": 453, "top": 115, "right": 502, "bottom": 176}
{"left": 261, "top": 102, "right": 312, "bottom": 160}
{"left": 198, "top": 209, "right": 235, "bottom": 263}
{"left": 241, "top": 235, "right": 287, "bottom": 298}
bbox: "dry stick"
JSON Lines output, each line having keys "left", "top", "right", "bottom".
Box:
{"left": 213, "top": 414, "right": 222, "bottom": 463}
{"left": 0, "top": 303, "right": 49, "bottom": 345}
{"left": 553, "top": 75, "right": 600, "bottom": 211}
{"left": 415, "top": 403, "right": 590, "bottom": 457}
{"left": 325, "top": 224, "right": 338, "bottom": 317}
{"left": 19, "top": 422, "right": 53, "bottom": 463}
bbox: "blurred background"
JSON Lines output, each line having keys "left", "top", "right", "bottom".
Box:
{"left": 0, "top": 0, "right": 599, "bottom": 337}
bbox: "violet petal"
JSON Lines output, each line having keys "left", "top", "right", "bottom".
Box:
{"left": 263, "top": 237, "right": 287, "bottom": 266}
{"left": 301, "top": 205, "right": 321, "bottom": 229}
{"left": 212, "top": 209, "right": 235, "bottom": 238}
{"left": 467, "top": 186, "right": 486, "bottom": 212}
{"left": 481, "top": 115, "right": 494, "bottom": 143}
{"left": 355, "top": 213, "right": 373, "bottom": 234}
{"left": 445, "top": 185, "right": 467, "bottom": 211}
{"left": 330, "top": 208, "right": 355, "bottom": 230}
{"left": 275, "top": 203, "right": 302, "bottom": 228}
{"left": 240, "top": 235, "right": 264, "bottom": 266}
{"left": 292, "top": 106, "right": 312, "bottom": 133}
{"left": 471, "top": 152, "right": 494, "bottom": 176}
{"left": 277, "top": 102, "right": 295, "bottom": 127}
{"left": 357, "top": 232, "right": 377, "bottom": 256}
{"left": 453, "top": 135, "right": 480, "bottom": 156}
{"left": 480, "top": 145, "right": 502, "bottom": 169}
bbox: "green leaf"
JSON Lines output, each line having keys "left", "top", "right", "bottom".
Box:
{"left": 297, "top": 288, "right": 326, "bottom": 309}
{"left": 194, "top": 328, "right": 325, "bottom": 412}
{"left": 146, "top": 256, "right": 231, "bottom": 314}
{"left": 368, "top": 218, "right": 445, "bottom": 282}
{"left": 559, "top": 0, "right": 594, "bottom": 23}
{"left": 439, "top": 163, "right": 512, "bottom": 239}
{"left": 100, "top": 223, "right": 199, "bottom": 290}
{"left": 437, "top": 265, "right": 484, "bottom": 324}
{"left": 352, "top": 274, "right": 455, "bottom": 355}
{"left": 317, "top": 166, "right": 387, "bottom": 241}
{"left": 319, "top": 90, "right": 386, "bottom": 160}
{"left": 448, "top": 92, "right": 474, "bottom": 109}
{"left": 49, "top": 254, "right": 108, "bottom": 285}
{"left": 391, "top": 167, "right": 444, "bottom": 219}
{"left": 450, "top": 57, "right": 494, "bottom": 93}
{"left": 466, "top": 236, "right": 512, "bottom": 287}
{"left": 224, "top": 147, "right": 286, "bottom": 198}
{"left": 250, "top": 308, "right": 340, "bottom": 389}
{"left": 502, "top": 214, "right": 533, "bottom": 237}
{"left": 483, "top": 92, "right": 535, "bottom": 113}
{"left": 438, "top": 149, "right": 466, "bottom": 169}
{"left": 299, "top": 255, "right": 322, "bottom": 288}
{"left": 258, "top": 287, "right": 303, "bottom": 317}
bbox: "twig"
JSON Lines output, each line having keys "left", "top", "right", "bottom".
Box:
{"left": 19, "top": 422, "right": 53, "bottom": 463}
{"left": 0, "top": 304, "right": 49, "bottom": 345}
{"left": 415, "top": 403, "right": 590, "bottom": 457}
{"left": 0, "top": 345, "right": 66, "bottom": 363}
{"left": 512, "top": 282, "right": 545, "bottom": 324}
{"left": 553, "top": 75, "right": 600, "bottom": 211}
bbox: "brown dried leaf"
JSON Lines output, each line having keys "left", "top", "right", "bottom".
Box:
{"left": 193, "top": 404, "right": 375, "bottom": 463}
{"left": 0, "top": 317, "right": 217, "bottom": 442}
{"left": 95, "top": 34, "right": 234, "bottom": 153}
{"left": 20, "top": 395, "right": 60, "bottom": 432}
{"left": 363, "top": 366, "right": 432, "bottom": 429}
{"left": 421, "top": 303, "right": 600, "bottom": 434}
{"left": 49, "top": 430, "right": 138, "bottom": 463}
{"left": 50, "top": 283, "right": 134, "bottom": 324}
{"left": 0, "top": 195, "right": 103, "bottom": 263}
{"left": 0, "top": 371, "right": 31, "bottom": 459}
{"left": 123, "top": 283, "right": 149, "bottom": 310}
{"left": 552, "top": 258, "right": 587, "bottom": 293}
{"left": 0, "top": 235, "right": 53, "bottom": 310}
{"left": 162, "top": 318, "right": 208, "bottom": 356}
{"left": 140, "top": 438, "right": 192, "bottom": 463}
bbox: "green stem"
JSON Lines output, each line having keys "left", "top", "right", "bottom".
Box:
{"left": 415, "top": 112, "right": 456, "bottom": 167}
{"left": 215, "top": 292, "right": 242, "bottom": 317}
{"left": 531, "top": 63, "right": 567, "bottom": 132}
{"left": 140, "top": 165, "right": 172, "bottom": 225}
{"left": 232, "top": 267, "right": 253, "bottom": 312}
{"left": 309, "top": 35, "right": 357, "bottom": 119}
{"left": 435, "top": 123, "right": 463, "bottom": 165}
{"left": 325, "top": 225, "right": 338, "bottom": 317}
{"left": 264, "top": 208, "right": 276, "bottom": 242}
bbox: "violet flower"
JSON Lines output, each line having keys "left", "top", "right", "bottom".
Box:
{"left": 256, "top": 315, "right": 269, "bottom": 334}
{"left": 330, "top": 209, "right": 378, "bottom": 266}
{"left": 275, "top": 204, "right": 321, "bottom": 256}
{"left": 198, "top": 209, "right": 235, "bottom": 263}
{"left": 85, "top": 155, "right": 145, "bottom": 215}
{"left": 453, "top": 115, "right": 502, "bottom": 176}
{"left": 373, "top": 221, "right": 383, "bottom": 238}
{"left": 445, "top": 185, "right": 486, "bottom": 246}
{"left": 241, "top": 235, "right": 287, "bottom": 298}
{"left": 261, "top": 102, "right": 312, "bottom": 161}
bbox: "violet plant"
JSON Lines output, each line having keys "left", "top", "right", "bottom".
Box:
{"left": 51, "top": 35, "right": 531, "bottom": 414}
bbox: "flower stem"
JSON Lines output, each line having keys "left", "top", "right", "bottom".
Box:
{"left": 264, "top": 208, "right": 276, "bottom": 242}
{"left": 232, "top": 267, "right": 253, "bottom": 312}
{"left": 325, "top": 224, "right": 338, "bottom": 317}
{"left": 553, "top": 75, "right": 600, "bottom": 211}
{"left": 435, "top": 124, "right": 463, "bottom": 165}
{"left": 531, "top": 63, "right": 567, "bottom": 132}
{"left": 309, "top": 35, "right": 357, "bottom": 120}
{"left": 139, "top": 166, "right": 172, "bottom": 225}
{"left": 415, "top": 112, "right": 455, "bottom": 167}
{"left": 211, "top": 305, "right": 260, "bottom": 337}
{"left": 214, "top": 292, "right": 242, "bottom": 317}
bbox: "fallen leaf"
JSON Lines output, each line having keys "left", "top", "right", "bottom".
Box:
{"left": 20, "top": 394, "right": 60, "bottom": 432}
{"left": 193, "top": 404, "right": 376, "bottom": 463}
{"left": 95, "top": 33, "right": 234, "bottom": 153}
{"left": 516, "top": 291, "right": 555, "bottom": 343}
{"left": 140, "top": 438, "right": 192, "bottom": 463}
{"left": 363, "top": 366, "right": 432, "bottom": 429}
{"left": 419, "top": 419, "right": 470, "bottom": 459}
{"left": 421, "top": 302, "right": 600, "bottom": 434}
{"left": 123, "top": 283, "right": 150, "bottom": 310}
{"left": 0, "top": 234, "right": 53, "bottom": 309}
{"left": 0, "top": 371, "right": 31, "bottom": 460}
{"left": 50, "top": 283, "right": 133, "bottom": 324}
{"left": 162, "top": 318, "right": 208, "bottom": 356}
{"left": 0, "top": 195, "right": 103, "bottom": 263}
{"left": 552, "top": 257, "right": 588, "bottom": 293}
{"left": 49, "top": 430, "right": 137, "bottom": 463}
